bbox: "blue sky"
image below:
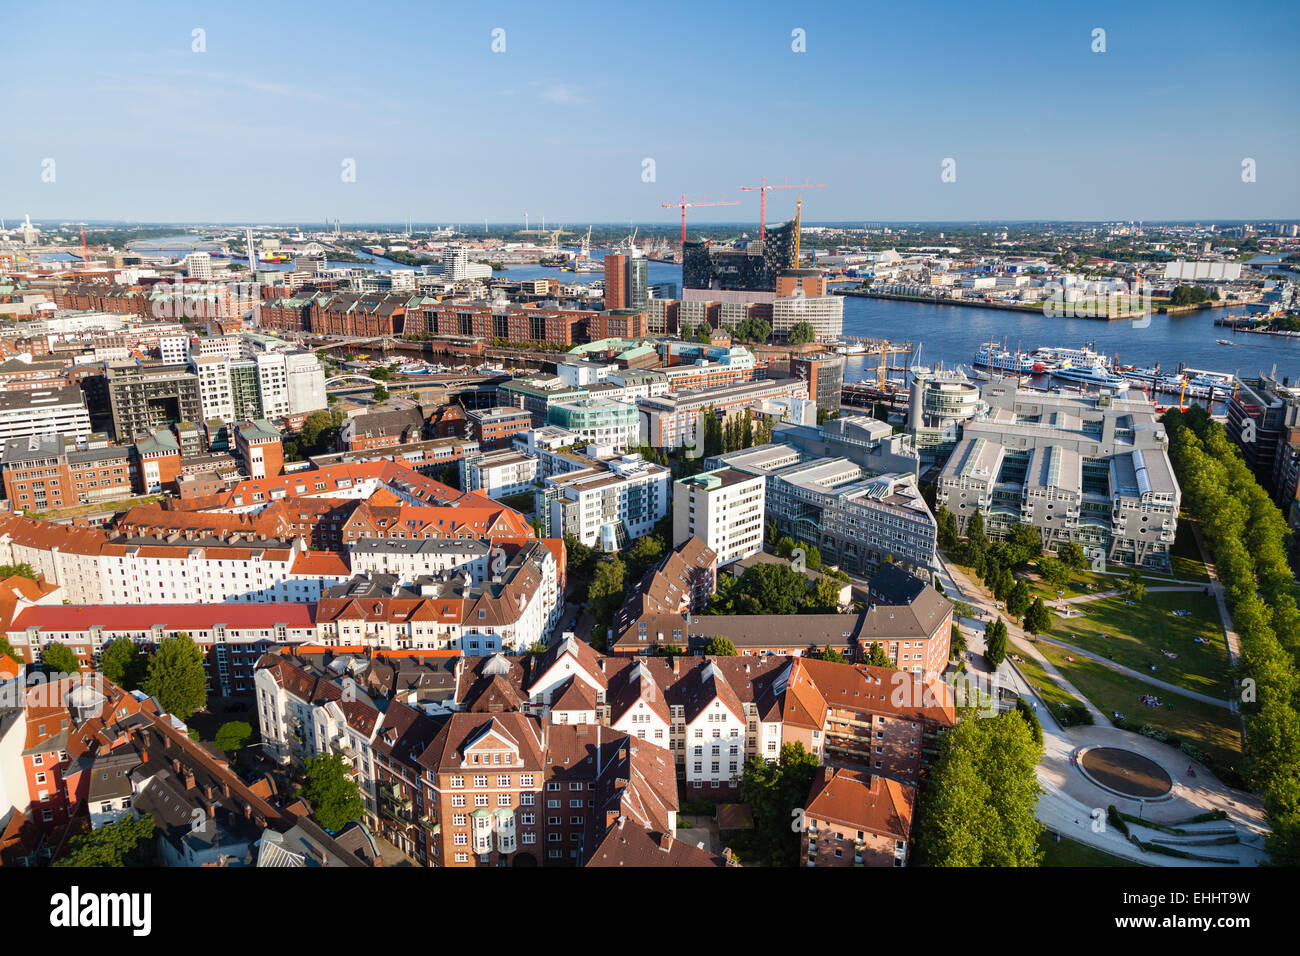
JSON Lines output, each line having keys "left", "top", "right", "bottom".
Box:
{"left": 3, "top": 0, "right": 1297, "bottom": 224}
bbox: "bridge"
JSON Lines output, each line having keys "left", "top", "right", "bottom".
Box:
{"left": 325, "top": 373, "right": 388, "bottom": 387}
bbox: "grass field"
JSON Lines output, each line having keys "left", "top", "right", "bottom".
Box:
{"left": 1038, "top": 832, "right": 1141, "bottom": 867}
{"left": 1034, "top": 641, "right": 1242, "bottom": 770}
{"left": 1011, "top": 652, "right": 1093, "bottom": 727}
{"left": 1045, "top": 590, "right": 1231, "bottom": 699}
{"left": 1169, "top": 520, "right": 1211, "bottom": 583}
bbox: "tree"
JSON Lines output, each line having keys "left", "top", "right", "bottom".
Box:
{"left": 100, "top": 638, "right": 147, "bottom": 690}
{"left": 142, "top": 633, "right": 208, "bottom": 720}
{"left": 820, "top": 644, "right": 846, "bottom": 663}
{"left": 796, "top": 542, "right": 822, "bottom": 570}
{"left": 370, "top": 366, "right": 390, "bottom": 380}
{"left": 1023, "top": 597, "right": 1051, "bottom": 635}
{"left": 300, "top": 753, "right": 366, "bottom": 833}
{"left": 53, "top": 815, "right": 156, "bottom": 867}
{"left": 787, "top": 321, "right": 816, "bottom": 345}
{"left": 1037, "top": 556, "right": 1071, "bottom": 589}
{"left": 734, "top": 562, "right": 810, "bottom": 616}
{"left": 1059, "top": 542, "right": 1087, "bottom": 571}
{"left": 705, "top": 637, "right": 738, "bottom": 656}
{"left": 41, "top": 641, "right": 81, "bottom": 676}
{"left": 803, "top": 577, "right": 844, "bottom": 614}
{"left": 1006, "top": 579, "right": 1032, "bottom": 618}
{"left": 984, "top": 617, "right": 1008, "bottom": 668}
{"left": 776, "top": 536, "right": 795, "bottom": 558}
{"left": 914, "top": 711, "right": 1043, "bottom": 866}
{"left": 0, "top": 563, "right": 36, "bottom": 580}
{"left": 587, "top": 557, "right": 627, "bottom": 642}
{"left": 625, "top": 534, "right": 665, "bottom": 581}
{"left": 0, "top": 634, "right": 20, "bottom": 664}
{"left": 1119, "top": 568, "right": 1147, "bottom": 603}
{"left": 739, "top": 742, "right": 819, "bottom": 866}
{"left": 865, "top": 642, "right": 891, "bottom": 668}
{"left": 372, "top": 384, "right": 390, "bottom": 402}
{"left": 214, "top": 720, "right": 254, "bottom": 753}
{"left": 935, "top": 505, "right": 959, "bottom": 551}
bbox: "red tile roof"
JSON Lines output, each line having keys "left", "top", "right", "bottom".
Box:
{"left": 10, "top": 603, "right": 317, "bottom": 634}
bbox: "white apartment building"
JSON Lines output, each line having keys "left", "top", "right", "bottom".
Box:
{"left": 0, "top": 386, "right": 92, "bottom": 455}
{"left": 183, "top": 253, "right": 213, "bottom": 280}
{"left": 285, "top": 350, "right": 328, "bottom": 415}
{"left": 256, "top": 352, "right": 291, "bottom": 419}
{"left": 538, "top": 454, "right": 670, "bottom": 551}
{"left": 772, "top": 293, "right": 843, "bottom": 340}
{"left": 460, "top": 449, "right": 539, "bottom": 500}
{"left": 672, "top": 467, "right": 765, "bottom": 566}
{"left": 159, "top": 335, "right": 190, "bottom": 364}
{"left": 347, "top": 538, "right": 492, "bottom": 582}
{"left": 192, "top": 355, "right": 236, "bottom": 421}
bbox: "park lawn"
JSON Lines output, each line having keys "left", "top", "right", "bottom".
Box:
{"left": 1169, "top": 520, "right": 1211, "bottom": 583}
{"left": 1045, "top": 590, "right": 1231, "bottom": 699}
{"left": 1038, "top": 832, "right": 1140, "bottom": 867}
{"left": 1011, "top": 652, "right": 1092, "bottom": 727}
{"left": 1034, "top": 642, "right": 1242, "bottom": 770}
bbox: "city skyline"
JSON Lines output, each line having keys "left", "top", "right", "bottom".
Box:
{"left": 3, "top": 0, "right": 1298, "bottom": 223}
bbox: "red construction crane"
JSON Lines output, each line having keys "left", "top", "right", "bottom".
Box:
{"left": 739, "top": 177, "right": 826, "bottom": 242}
{"left": 661, "top": 194, "right": 740, "bottom": 258}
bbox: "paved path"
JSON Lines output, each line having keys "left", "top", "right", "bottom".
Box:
{"left": 1190, "top": 523, "right": 1243, "bottom": 668}
{"left": 1053, "top": 585, "right": 1207, "bottom": 605}
{"left": 936, "top": 554, "right": 1268, "bottom": 865}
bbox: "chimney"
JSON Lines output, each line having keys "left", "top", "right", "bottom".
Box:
{"left": 672, "top": 656, "right": 680, "bottom": 675}
{"left": 183, "top": 768, "right": 195, "bottom": 791}
{"left": 659, "top": 832, "right": 672, "bottom": 852}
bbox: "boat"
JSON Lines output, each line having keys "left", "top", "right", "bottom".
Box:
{"left": 1216, "top": 338, "right": 1234, "bottom": 346}
{"left": 1050, "top": 363, "right": 1131, "bottom": 392}
{"left": 835, "top": 343, "right": 868, "bottom": 355}
{"left": 973, "top": 341, "right": 1037, "bottom": 374}
{"left": 573, "top": 257, "right": 603, "bottom": 273}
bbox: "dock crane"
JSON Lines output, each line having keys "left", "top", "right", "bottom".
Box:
{"left": 739, "top": 177, "right": 826, "bottom": 242}
{"left": 661, "top": 194, "right": 740, "bottom": 258}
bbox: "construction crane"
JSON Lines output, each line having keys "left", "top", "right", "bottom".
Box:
{"left": 739, "top": 177, "right": 826, "bottom": 242}
{"left": 661, "top": 194, "right": 740, "bottom": 258}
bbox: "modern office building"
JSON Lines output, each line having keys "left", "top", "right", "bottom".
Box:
{"left": 460, "top": 449, "right": 539, "bottom": 500}
{"left": 935, "top": 382, "right": 1181, "bottom": 569}
{"left": 0, "top": 386, "right": 93, "bottom": 456}
{"left": 772, "top": 292, "right": 844, "bottom": 340}
{"left": 604, "top": 251, "right": 649, "bottom": 311}
{"left": 682, "top": 220, "right": 797, "bottom": 293}
{"left": 790, "top": 352, "right": 845, "bottom": 412}
{"left": 672, "top": 467, "right": 765, "bottom": 565}
{"left": 907, "top": 368, "right": 988, "bottom": 458}
{"left": 765, "top": 459, "right": 938, "bottom": 574}
{"left": 538, "top": 453, "right": 670, "bottom": 551}
{"left": 106, "top": 362, "right": 203, "bottom": 442}
{"left": 638, "top": 379, "right": 809, "bottom": 451}
{"left": 546, "top": 398, "right": 640, "bottom": 451}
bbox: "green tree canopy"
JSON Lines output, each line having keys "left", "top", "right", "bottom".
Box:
{"left": 300, "top": 753, "right": 366, "bottom": 833}
{"left": 705, "top": 637, "right": 738, "bottom": 656}
{"left": 54, "top": 815, "right": 156, "bottom": 868}
{"left": 142, "top": 633, "right": 208, "bottom": 720}
{"left": 739, "top": 742, "right": 820, "bottom": 866}
{"left": 787, "top": 321, "right": 816, "bottom": 345}
{"left": 914, "top": 711, "right": 1043, "bottom": 866}
{"left": 865, "top": 642, "right": 891, "bottom": 668}
{"left": 1022, "top": 597, "right": 1051, "bottom": 636}
{"left": 214, "top": 720, "right": 254, "bottom": 753}
{"left": 99, "top": 638, "right": 148, "bottom": 690}
{"left": 984, "top": 617, "right": 1008, "bottom": 668}
{"left": 41, "top": 641, "right": 81, "bottom": 676}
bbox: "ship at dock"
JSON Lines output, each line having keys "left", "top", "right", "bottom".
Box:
{"left": 973, "top": 341, "right": 1039, "bottom": 374}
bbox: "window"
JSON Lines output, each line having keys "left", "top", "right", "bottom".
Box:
{"left": 498, "top": 794, "right": 511, "bottom": 807}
